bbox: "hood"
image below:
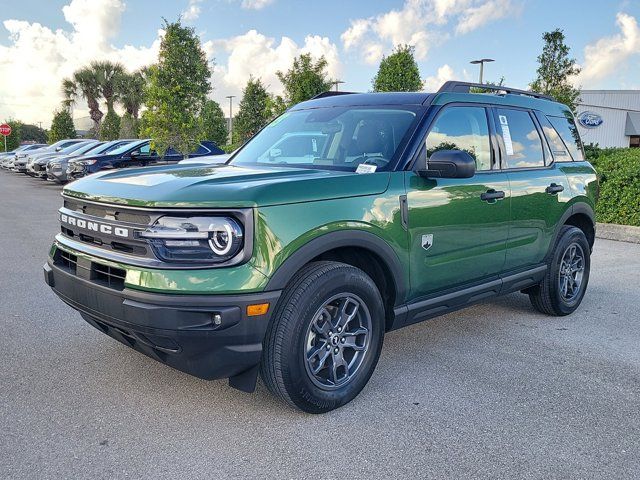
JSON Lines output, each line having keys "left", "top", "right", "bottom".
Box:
{"left": 63, "top": 163, "right": 390, "bottom": 208}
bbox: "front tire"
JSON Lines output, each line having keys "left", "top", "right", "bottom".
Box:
{"left": 528, "top": 226, "right": 591, "bottom": 316}
{"left": 260, "top": 261, "right": 385, "bottom": 413}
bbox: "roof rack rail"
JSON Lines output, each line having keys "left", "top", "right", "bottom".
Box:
{"left": 437, "top": 81, "right": 554, "bottom": 101}
{"left": 311, "top": 91, "right": 357, "bottom": 100}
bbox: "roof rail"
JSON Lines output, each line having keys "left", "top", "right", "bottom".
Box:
{"left": 311, "top": 91, "right": 357, "bottom": 100}
{"left": 437, "top": 81, "right": 554, "bottom": 101}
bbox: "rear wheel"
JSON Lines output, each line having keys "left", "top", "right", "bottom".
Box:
{"left": 528, "top": 226, "right": 591, "bottom": 316}
{"left": 260, "top": 261, "right": 384, "bottom": 413}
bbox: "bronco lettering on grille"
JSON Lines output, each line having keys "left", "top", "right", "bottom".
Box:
{"left": 60, "top": 213, "right": 129, "bottom": 238}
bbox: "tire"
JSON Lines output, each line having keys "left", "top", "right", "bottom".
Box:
{"left": 260, "top": 261, "right": 385, "bottom": 413}
{"left": 528, "top": 226, "right": 591, "bottom": 316}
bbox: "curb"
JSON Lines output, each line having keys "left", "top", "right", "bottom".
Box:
{"left": 596, "top": 222, "right": 640, "bottom": 244}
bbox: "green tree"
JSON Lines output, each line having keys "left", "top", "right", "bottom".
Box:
{"left": 530, "top": 29, "right": 581, "bottom": 112}
{"left": 92, "top": 60, "right": 124, "bottom": 115}
{"left": 372, "top": 45, "right": 423, "bottom": 92}
{"left": 62, "top": 67, "right": 103, "bottom": 135}
{"left": 48, "top": 110, "right": 76, "bottom": 143}
{"left": 21, "top": 124, "right": 48, "bottom": 143}
{"left": 199, "top": 99, "right": 227, "bottom": 146}
{"left": 276, "top": 53, "right": 333, "bottom": 107}
{"left": 470, "top": 76, "right": 506, "bottom": 93}
{"left": 100, "top": 110, "right": 120, "bottom": 140}
{"left": 119, "top": 113, "right": 139, "bottom": 138}
{"left": 234, "top": 77, "right": 271, "bottom": 143}
{"left": 115, "top": 69, "right": 147, "bottom": 119}
{"left": 142, "top": 19, "right": 211, "bottom": 156}
{"left": 265, "top": 94, "right": 288, "bottom": 118}
{"left": 2, "top": 120, "right": 22, "bottom": 151}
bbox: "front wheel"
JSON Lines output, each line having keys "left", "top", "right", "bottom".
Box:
{"left": 260, "top": 261, "right": 385, "bottom": 413}
{"left": 528, "top": 226, "right": 591, "bottom": 316}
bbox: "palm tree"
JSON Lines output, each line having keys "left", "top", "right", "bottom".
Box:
{"left": 62, "top": 66, "right": 103, "bottom": 134}
{"left": 115, "top": 69, "right": 146, "bottom": 119}
{"left": 91, "top": 60, "right": 124, "bottom": 114}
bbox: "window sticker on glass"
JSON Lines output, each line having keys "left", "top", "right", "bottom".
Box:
{"left": 356, "top": 164, "right": 377, "bottom": 174}
{"left": 499, "top": 115, "right": 514, "bottom": 156}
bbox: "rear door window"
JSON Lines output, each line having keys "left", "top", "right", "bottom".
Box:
{"left": 494, "top": 108, "right": 545, "bottom": 169}
{"left": 547, "top": 116, "right": 585, "bottom": 161}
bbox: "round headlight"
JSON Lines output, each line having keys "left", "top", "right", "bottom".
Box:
{"left": 139, "top": 216, "right": 244, "bottom": 264}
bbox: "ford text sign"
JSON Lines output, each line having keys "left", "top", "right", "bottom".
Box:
{"left": 577, "top": 111, "right": 603, "bottom": 128}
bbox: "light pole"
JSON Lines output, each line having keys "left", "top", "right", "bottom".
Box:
{"left": 226, "top": 95, "right": 236, "bottom": 145}
{"left": 331, "top": 80, "right": 345, "bottom": 91}
{"left": 470, "top": 58, "right": 494, "bottom": 84}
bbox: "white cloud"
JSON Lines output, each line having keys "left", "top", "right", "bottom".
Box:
{"left": 423, "top": 64, "right": 456, "bottom": 91}
{"left": 182, "top": 0, "right": 203, "bottom": 21}
{"left": 241, "top": 0, "right": 274, "bottom": 10}
{"left": 577, "top": 12, "right": 640, "bottom": 85}
{"left": 455, "top": 0, "right": 519, "bottom": 34}
{"left": 206, "top": 30, "right": 341, "bottom": 105}
{"left": 423, "top": 64, "right": 473, "bottom": 91}
{"left": 341, "top": 19, "right": 371, "bottom": 51}
{"left": 341, "top": 0, "right": 519, "bottom": 64}
{"left": 0, "top": 0, "right": 160, "bottom": 126}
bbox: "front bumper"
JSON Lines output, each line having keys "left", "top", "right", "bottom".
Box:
{"left": 44, "top": 258, "right": 281, "bottom": 386}
{"left": 47, "top": 164, "right": 67, "bottom": 183}
{"left": 67, "top": 163, "right": 87, "bottom": 180}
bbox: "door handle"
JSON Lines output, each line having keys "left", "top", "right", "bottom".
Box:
{"left": 546, "top": 183, "right": 564, "bottom": 194}
{"left": 480, "top": 189, "right": 505, "bottom": 202}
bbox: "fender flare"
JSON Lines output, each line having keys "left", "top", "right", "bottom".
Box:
{"left": 546, "top": 202, "right": 596, "bottom": 259}
{"left": 265, "top": 230, "right": 407, "bottom": 305}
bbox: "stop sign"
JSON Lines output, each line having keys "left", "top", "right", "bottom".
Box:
{"left": 0, "top": 124, "right": 11, "bottom": 136}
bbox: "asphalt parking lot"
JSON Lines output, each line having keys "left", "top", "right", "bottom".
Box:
{"left": 0, "top": 170, "right": 639, "bottom": 479}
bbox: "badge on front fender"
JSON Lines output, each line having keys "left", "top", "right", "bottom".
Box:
{"left": 421, "top": 234, "right": 433, "bottom": 251}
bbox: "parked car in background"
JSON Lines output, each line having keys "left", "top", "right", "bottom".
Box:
{"left": 1, "top": 144, "right": 47, "bottom": 169}
{"left": 47, "top": 139, "right": 135, "bottom": 184}
{"left": 177, "top": 154, "right": 231, "bottom": 165}
{"left": 14, "top": 139, "right": 85, "bottom": 172}
{"left": 27, "top": 140, "right": 99, "bottom": 178}
{"left": 0, "top": 143, "right": 46, "bottom": 159}
{"left": 67, "top": 139, "right": 225, "bottom": 180}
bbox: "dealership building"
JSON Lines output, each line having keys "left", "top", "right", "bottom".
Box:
{"left": 576, "top": 90, "right": 640, "bottom": 148}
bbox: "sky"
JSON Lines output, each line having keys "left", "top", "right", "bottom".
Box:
{"left": 1, "top": 0, "right": 640, "bottom": 127}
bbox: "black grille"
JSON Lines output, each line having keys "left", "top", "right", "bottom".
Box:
{"left": 54, "top": 250, "right": 77, "bottom": 274}
{"left": 53, "top": 249, "right": 126, "bottom": 291}
{"left": 60, "top": 199, "right": 154, "bottom": 259}
{"left": 64, "top": 199, "right": 151, "bottom": 224}
{"left": 91, "top": 263, "right": 126, "bottom": 291}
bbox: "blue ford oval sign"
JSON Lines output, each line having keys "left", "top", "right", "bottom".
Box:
{"left": 578, "top": 111, "right": 603, "bottom": 128}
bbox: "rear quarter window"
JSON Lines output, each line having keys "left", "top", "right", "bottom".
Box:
{"left": 547, "top": 116, "right": 585, "bottom": 161}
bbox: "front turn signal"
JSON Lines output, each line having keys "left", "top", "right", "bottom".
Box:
{"left": 247, "top": 303, "right": 269, "bottom": 316}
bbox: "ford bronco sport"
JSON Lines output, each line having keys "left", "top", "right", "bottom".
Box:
{"left": 44, "top": 82, "right": 598, "bottom": 413}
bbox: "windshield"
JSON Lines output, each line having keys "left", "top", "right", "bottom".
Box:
{"left": 107, "top": 140, "right": 147, "bottom": 156}
{"left": 71, "top": 142, "right": 101, "bottom": 155}
{"left": 97, "top": 140, "right": 132, "bottom": 154}
{"left": 230, "top": 106, "right": 419, "bottom": 171}
{"left": 59, "top": 142, "right": 89, "bottom": 154}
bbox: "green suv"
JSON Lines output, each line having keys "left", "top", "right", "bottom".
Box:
{"left": 44, "top": 82, "right": 598, "bottom": 413}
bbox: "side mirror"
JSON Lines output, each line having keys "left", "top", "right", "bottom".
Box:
{"left": 417, "top": 149, "right": 476, "bottom": 179}
{"left": 129, "top": 151, "right": 139, "bottom": 158}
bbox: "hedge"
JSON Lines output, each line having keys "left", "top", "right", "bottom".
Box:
{"left": 588, "top": 147, "right": 640, "bottom": 227}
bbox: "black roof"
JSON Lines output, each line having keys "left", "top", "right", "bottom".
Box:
{"left": 291, "top": 92, "right": 433, "bottom": 110}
